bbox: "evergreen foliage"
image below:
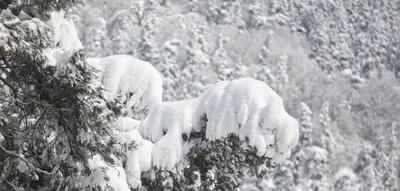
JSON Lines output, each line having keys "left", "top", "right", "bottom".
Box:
{"left": 0, "top": 3, "right": 122, "bottom": 189}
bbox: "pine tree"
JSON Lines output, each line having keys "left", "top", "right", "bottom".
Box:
{"left": 212, "top": 35, "right": 232, "bottom": 80}
{"left": 354, "top": 145, "right": 385, "bottom": 191}
{"left": 299, "top": 102, "right": 314, "bottom": 147}
{"left": 129, "top": 0, "right": 157, "bottom": 26}
{"left": 5, "top": 0, "right": 83, "bottom": 19}
{"left": 232, "top": 57, "right": 246, "bottom": 79}
{"left": 248, "top": 0, "right": 267, "bottom": 29}
{"left": 205, "top": 0, "right": 245, "bottom": 28}
{"left": 318, "top": 101, "right": 335, "bottom": 153}
{"left": 108, "top": 10, "right": 136, "bottom": 55}
{"left": 0, "top": 4, "right": 121, "bottom": 190}
{"left": 273, "top": 160, "right": 297, "bottom": 191}
{"left": 293, "top": 146, "right": 331, "bottom": 191}
{"left": 81, "top": 16, "right": 108, "bottom": 57}
{"left": 138, "top": 17, "right": 160, "bottom": 64}
{"left": 158, "top": 39, "right": 182, "bottom": 101}
{"left": 256, "top": 32, "right": 277, "bottom": 90}
{"left": 334, "top": 167, "right": 359, "bottom": 191}
{"left": 181, "top": 26, "right": 210, "bottom": 99}
{"left": 275, "top": 54, "right": 289, "bottom": 93}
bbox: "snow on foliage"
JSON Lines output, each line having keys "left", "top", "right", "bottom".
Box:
{"left": 197, "top": 78, "right": 299, "bottom": 161}
{"left": 87, "top": 55, "right": 162, "bottom": 116}
{"left": 20, "top": 9, "right": 297, "bottom": 189}
{"left": 98, "top": 77, "right": 299, "bottom": 188}
{"left": 140, "top": 98, "right": 200, "bottom": 143}
{"left": 334, "top": 167, "right": 359, "bottom": 191}
{"left": 112, "top": 118, "right": 152, "bottom": 189}
{"left": 44, "top": 11, "right": 83, "bottom": 66}
{"left": 138, "top": 78, "right": 298, "bottom": 171}
{"left": 79, "top": 154, "right": 131, "bottom": 191}
{"left": 139, "top": 98, "right": 199, "bottom": 170}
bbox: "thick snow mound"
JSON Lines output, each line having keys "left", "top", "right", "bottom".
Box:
{"left": 87, "top": 55, "right": 162, "bottom": 116}
{"left": 138, "top": 78, "right": 298, "bottom": 171}
{"left": 140, "top": 99, "right": 200, "bottom": 142}
{"left": 108, "top": 78, "right": 298, "bottom": 186}
{"left": 112, "top": 117, "right": 154, "bottom": 189}
{"left": 126, "top": 138, "right": 153, "bottom": 189}
{"left": 139, "top": 99, "right": 199, "bottom": 170}
{"left": 196, "top": 78, "right": 299, "bottom": 161}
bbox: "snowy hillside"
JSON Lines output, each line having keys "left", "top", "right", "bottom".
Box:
{"left": 0, "top": 0, "right": 399, "bottom": 190}
{"left": 73, "top": 0, "right": 400, "bottom": 190}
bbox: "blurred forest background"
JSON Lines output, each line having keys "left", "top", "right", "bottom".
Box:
{"left": 73, "top": 0, "right": 400, "bottom": 190}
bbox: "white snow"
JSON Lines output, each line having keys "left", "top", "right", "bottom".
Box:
{"left": 44, "top": 11, "right": 83, "bottom": 66}
{"left": 112, "top": 117, "right": 154, "bottom": 189}
{"left": 135, "top": 77, "right": 299, "bottom": 173}
{"left": 115, "top": 116, "right": 141, "bottom": 132}
{"left": 80, "top": 154, "right": 130, "bottom": 191}
{"left": 0, "top": 132, "right": 4, "bottom": 143}
{"left": 59, "top": 66, "right": 296, "bottom": 188}
{"left": 87, "top": 55, "right": 162, "bottom": 116}
{"left": 139, "top": 98, "right": 199, "bottom": 170}
{"left": 9, "top": 7, "right": 299, "bottom": 190}
{"left": 195, "top": 78, "right": 299, "bottom": 161}
{"left": 125, "top": 139, "right": 153, "bottom": 188}
{"left": 335, "top": 167, "right": 357, "bottom": 180}
{"left": 151, "top": 128, "right": 183, "bottom": 170}
{"left": 140, "top": 98, "right": 200, "bottom": 142}
{"left": 41, "top": 15, "right": 298, "bottom": 182}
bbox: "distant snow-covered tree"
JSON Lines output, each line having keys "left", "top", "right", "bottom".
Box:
{"left": 212, "top": 35, "right": 232, "bottom": 80}
{"left": 318, "top": 101, "right": 335, "bottom": 152}
{"left": 299, "top": 102, "right": 314, "bottom": 147}
{"left": 272, "top": 160, "right": 297, "bottom": 191}
{"left": 256, "top": 32, "right": 277, "bottom": 89}
{"left": 293, "top": 146, "right": 331, "bottom": 191}
{"left": 247, "top": 0, "right": 267, "bottom": 29}
{"left": 204, "top": 0, "right": 245, "bottom": 28}
{"left": 158, "top": 39, "right": 182, "bottom": 101}
{"left": 107, "top": 10, "right": 136, "bottom": 55}
{"left": 354, "top": 145, "right": 385, "bottom": 191}
{"left": 80, "top": 16, "right": 108, "bottom": 57}
{"left": 180, "top": 26, "right": 210, "bottom": 99}
{"left": 275, "top": 54, "right": 289, "bottom": 93}
{"left": 334, "top": 167, "right": 359, "bottom": 191}
{"left": 138, "top": 17, "right": 160, "bottom": 64}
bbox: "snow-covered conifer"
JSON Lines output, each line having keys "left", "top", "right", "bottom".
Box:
{"left": 299, "top": 102, "right": 314, "bottom": 147}
{"left": 212, "top": 35, "right": 232, "bottom": 80}
{"left": 318, "top": 101, "right": 335, "bottom": 152}
{"left": 158, "top": 39, "right": 182, "bottom": 101}
{"left": 180, "top": 25, "right": 210, "bottom": 99}
{"left": 334, "top": 167, "right": 360, "bottom": 191}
